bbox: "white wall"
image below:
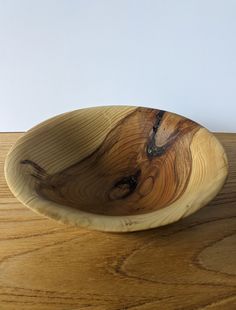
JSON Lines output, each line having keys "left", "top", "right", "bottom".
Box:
{"left": 0, "top": 0, "right": 235, "bottom": 132}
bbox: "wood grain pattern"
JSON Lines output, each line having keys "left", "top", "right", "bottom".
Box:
{"left": 0, "top": 132, "right": 236, "bottom": 309}
{"left": 21, "top": 108, "right": 201, "bottom": 215}
{"left": 4, "top": 107, "right": 228, "bottom": 232}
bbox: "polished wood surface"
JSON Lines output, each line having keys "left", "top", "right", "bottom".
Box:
{"left": 4, "top": 107, "right": 228, "bottom": 232}
{"left": 0, "top": 132, "right": 236, "bottom": 310}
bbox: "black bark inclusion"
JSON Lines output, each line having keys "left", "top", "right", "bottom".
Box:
{"left": 110, "top": 110, "right": 166, "bottom": 200}
{"left": 147, "top": 110, "right": 167, "bottom": 158}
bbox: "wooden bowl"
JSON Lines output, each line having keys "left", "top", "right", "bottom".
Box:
{"left": 5, "top": 106, "right": 228, "bottom": 232}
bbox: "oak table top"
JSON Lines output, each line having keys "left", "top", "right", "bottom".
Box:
{"left": 0, "top": 132, "right": 236, "bottom": 310}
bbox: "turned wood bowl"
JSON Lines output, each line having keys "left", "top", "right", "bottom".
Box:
{"left": 5, "top": 106, "right": 228, "bottom": 232}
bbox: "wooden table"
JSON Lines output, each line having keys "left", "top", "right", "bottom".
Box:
{"left": 0, "top": 133, "right": 236, "bottom": 310}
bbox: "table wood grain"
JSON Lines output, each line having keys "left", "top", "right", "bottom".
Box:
{"left": 0, "top": 132, "right": 236, "bottom": 310}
